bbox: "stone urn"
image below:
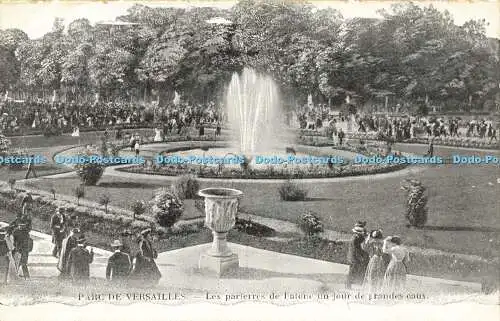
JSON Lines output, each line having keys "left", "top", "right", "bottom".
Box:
{"left": 198, "top": 187, "right": 243, "bottom": 275}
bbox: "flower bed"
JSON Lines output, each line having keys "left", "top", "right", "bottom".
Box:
{"left": 116, "top": 138, "right": 407, "bottom": 179}
{"left": 118, "top": 162, "right": 407, "bottom": 179}
{"left": 0, "top": 184, "right": 199, "bottom": 238}
{"left": 234, "top": 218, "right": 276, "bottom": 237}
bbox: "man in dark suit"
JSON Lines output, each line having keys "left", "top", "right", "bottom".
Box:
{"left": 50, "top": 207, "right": 67, "bottom": 258}
{"left": 346, "top": 221, "right": 369, "bottom": 290}
{"left": 24, "top": 154, "right": 37, "bottom": 179}
{"left": 106, "top": 240, "right": 132, "bottom": 284}
{"left": 0, "top": 228, "right": 10, "bottom": 284}
{"left": 338, "top": 129, "right": 345, "bottom": 146}
{"left": 7, "top": 210, "right": 33, "bottom": 279}
{"left": 67, "top": 237, "right": 93, "bottom": 283}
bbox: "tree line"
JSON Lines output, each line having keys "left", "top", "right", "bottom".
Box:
{"left": 0, "top": 0, "right": 499, "bottom": 112}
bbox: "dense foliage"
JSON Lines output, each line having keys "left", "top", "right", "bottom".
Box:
{"left": 171, "top": 174, "right": 200, "bottom": 199}
{"left": 0, "top": 1, "right": 498, "bottom": 110}
{"left": 278, "top": 180, "right": 308, "bottom": 201}
{"left": 75, "top": 157, "right": 105, "bottom": 185}
{"left": 401, "top": 179, "right": 429, "bottom": 227}
{"left": 149, "top": 188, "right": 184, "bottom": 227}
{"left": 297, "top": 211, "right": 324, "bottom": 236}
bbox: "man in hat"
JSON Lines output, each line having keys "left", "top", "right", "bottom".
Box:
{"left": 346, "top": 221, "right": 369, "bottom": 290}
{"left": 67, "top": 237, "right": 93, "bottom": 283}
{"left": 7, "top": 209, "right": 32, "bottom": 279}
{"left": 50, "top": 207, "right": 67, "bottom": 258}
{"left": 24, "top": 154, "right": 37, "bottom": 179}
{"left": 106, "top": 240, "right": 132, "bottom": 284}
{"left": 57, "top": 228, "right": 80, "bottom": 279}
{"left": 0, "top": 228, "right": 10, "bottom": 284}
{"left": 427, "top": 137, "right": 434, "bottom": 157}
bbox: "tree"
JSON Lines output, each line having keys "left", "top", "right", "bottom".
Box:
{"left": 88, "top": 41, "right": 135, "bottom": 101}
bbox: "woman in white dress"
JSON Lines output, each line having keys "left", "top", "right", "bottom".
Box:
{"left": 4, "top": 232, "right": 20, "bottom": 283}
{"left": 382, "top": 236, "right": 409, "bottom": 292}
{"left": 153, "top": 127, "right": 162, "bottom": 142}
{"left": 71, "top": 126, "right": 80, "bottom": 137}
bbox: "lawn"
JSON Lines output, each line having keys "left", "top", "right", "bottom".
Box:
{"left": 6, "top": 130, "right": 500, "bottom": 258}
{"left": 22, "top": 174, "right": 203, "bottom": 221}
{"left": 23, "top": 143, "right": 500, "bottom": 258}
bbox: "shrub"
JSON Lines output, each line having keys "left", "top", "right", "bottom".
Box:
{"left": 43, "top": 126, "right": 62, "bottom": 137}
{"left": 171, "top": 175, "right": 200, "bottom": 199}
{"left": 240, "top": 156, "right": 252, "bottom": 172}
{"left": 401, "top": 179, "right": 428, "bottom": 227}
{"left": 74, "top": 185, "right": 85, "bottom": 205}
{"left": 130, "top": 200, "right": 147, "bottom": 220}
{"left": 99, "top": 193, "right": 111, "bottom": 213}
{"left": 298, "top": 211, "right": 324, "bottom": 236}
{"left": 75, "top": 155, "right": 105, "bottom": 185}
{"left": 278, "top": 180, "right": 308, "bottom": 201}
{"left": 149, "top": 188, "right": 184, "bottom": 227}
{"left": 108, "top": 143, "right": 121, "bottom": 157}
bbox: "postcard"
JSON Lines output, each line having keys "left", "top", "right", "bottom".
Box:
{"left": 0, "top": 1, "right": 498, "bottom": 320}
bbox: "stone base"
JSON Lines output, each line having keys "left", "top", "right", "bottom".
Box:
{"left": 199, "top": 253, "right": 239, "bottom": 276}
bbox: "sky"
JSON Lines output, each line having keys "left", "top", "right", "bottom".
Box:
{"left": 0, "top": 0, "right": 498, "bottom": 39}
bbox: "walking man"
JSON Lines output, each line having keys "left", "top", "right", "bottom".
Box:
{"left": 338, "top": 129, "right": 345, "bottom": 146}
{"left": 6, "top": 218, "right": 32, "bottom": 280}
{"left": 427, "top": 138, "right": 434, "bottom": 157}
{"left": 0, "top": 228, "right": 10, "bottom": 284}
{"left": 346, "top": 221, "right": 369, "bottom": 290}
{"left": 50, "top": 207, "right": 67, "bottom": 258}
{"left": 106, "top": 240, "right": 132, "bottom": 284}
{"left": 67, "top": 237, "right": 93, "bottom": 284}
{"left": 24, "top": 154, "right": 37, "bottom": 179}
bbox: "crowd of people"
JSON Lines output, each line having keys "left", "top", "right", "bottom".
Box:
{"left": 0, "top": 99, "right": 225, "bottom": 135}
{"left": 1, "top": 97, "right": 497, "bottom": 146}
{"left": 298, "top": 106, "right": 498, "bottom": 143}
{"left": 0, "top": 197, "right": 411, "bottom": 293}
{"left": 0, "top": 198, "right": 162, "bottom": 287}
{"left": 346, "top": 221, "right": 410, "bottom": 293}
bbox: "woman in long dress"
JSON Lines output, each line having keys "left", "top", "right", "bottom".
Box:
{"left": 361, "top": 230, "right": 385, "bottom": 293}
{"left": 382, "top": 236, "right": 409, "bottom": 292}
{"left": 4, "top": 233, "right": 19, "bottom": 283}
{"left": 130, "top": 229, "right": 161, "bottom": 286}
{"left": 153, "top": 127, "right": 163, "bottom": 142}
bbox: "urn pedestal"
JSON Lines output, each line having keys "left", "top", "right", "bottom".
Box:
{"left": 198, "top": 188, "right": 242, "bottom": 276}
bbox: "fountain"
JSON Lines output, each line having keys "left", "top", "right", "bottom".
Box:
{"left": 198, "top": 68, "right": 285, "bottom": 275}
{"left": 226, "top": 67, "right": 284, "bottom": 154}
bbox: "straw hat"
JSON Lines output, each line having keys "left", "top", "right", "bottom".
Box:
{"left": 110, "top": 240, "right": 123, "bottom": 248}
{"left": 140, "top": 228, "right": 152, "bottom": 236}
{"left": 370, "top": 229, "right": 383, "bottom": 239}
{"left": 352, "top": 221, "right": 367, "bottom": 234}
